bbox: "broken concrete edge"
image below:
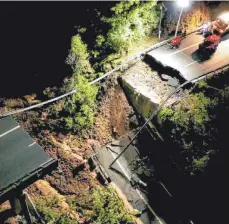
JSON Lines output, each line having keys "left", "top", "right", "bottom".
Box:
{"left": 119, "top": 78, "right": 159, "bottom": 119}
{"left": 95, "top": 165, "right": 111, "bottom": 185}
{"left": 88, "top": 154, "right": 111, "bottom": 185}
{"left": 110, "top": 182, "right": 144, "bottom": 224}
{"left": 118, "top": 77, "right": 166, "bottom": 142}
{"left": 88, "top": 153, "right": 143, "bottom": 223}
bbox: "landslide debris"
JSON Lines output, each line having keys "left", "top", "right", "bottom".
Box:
{"left": 0, "top": 79, "right": 136, "bottom": 223}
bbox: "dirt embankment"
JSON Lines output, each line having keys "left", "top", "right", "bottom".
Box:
{"left": 0, "top": 79, "right": 135, "bottom": 223}
{"left": 91, "top": 84, "right": 134, "bottom": 145}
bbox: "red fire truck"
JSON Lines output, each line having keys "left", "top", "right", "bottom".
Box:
{"left": 198, "top": 12, "right": 229, "bottom": 54}
{"left": 198, "top": 34, "right": 221, "bottom": 53}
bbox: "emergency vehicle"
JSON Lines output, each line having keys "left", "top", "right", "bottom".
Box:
{"left": 212, "top": 12, "right": 229, "bottom": 35}
{"left": 198, "top": 34, "right": 221, "bottom": 53}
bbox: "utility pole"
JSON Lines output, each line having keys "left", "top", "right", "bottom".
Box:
{"left": 158, "top": 3, "right": 166, "bottom": 40}
{"left": 158, "top": 5, "right": 163, "bottom": 40}
{"left": 175, "top": 0, "right": 189, "bottom": 37}
{"left": 175, "top": 6, "right": 184, "bottom": 37}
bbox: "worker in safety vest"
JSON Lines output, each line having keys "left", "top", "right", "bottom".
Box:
{"left": 201, "top": 22, "right": 213, "bottom": 36}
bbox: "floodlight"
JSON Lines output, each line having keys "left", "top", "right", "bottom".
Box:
{"left": 177, "top": 0, "right": 189, "bottom": 8}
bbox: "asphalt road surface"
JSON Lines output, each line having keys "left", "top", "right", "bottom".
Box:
{"left": 148, "top": 32, "right": 229, "bottom": 80}
{"left": 94, "top": 130, "right": 195, "bottom": 224}
{"left": 0, "top": 116, "right": 57, "bottom": 203}
{"left": 94, "top": 132, "right": 168, "bottom": 224}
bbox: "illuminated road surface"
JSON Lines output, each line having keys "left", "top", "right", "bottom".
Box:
{"left": 148, "top": 32, "right": 229, "bottom": 80}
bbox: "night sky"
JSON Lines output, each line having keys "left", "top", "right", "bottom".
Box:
{"left": 0, "top": 2, "right": 113, "bottom": 97}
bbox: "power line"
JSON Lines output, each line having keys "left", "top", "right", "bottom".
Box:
{"left": 0, "top": 59, "right": 134, "bottom": 117}
{"left": 0, "top": 38, "right": 171, "bottom": 118}
{"left": 109, "top": 67, "right": 224, "bottom": 168}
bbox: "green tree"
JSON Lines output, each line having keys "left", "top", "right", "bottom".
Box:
{"left": 157, "top": 90, "right": 218, "bottom": 175}
{"left": 62, "top": 33, "right": 98, "bottom": 132}
{"left": 66, "top": 34, "right": 94, "bottom": 81}
{"left": 101, "top": 0, "right": 159, "bottom": 54}
{"left": 88, "top": 187, "right": 133, "bottom": 224}
{"left": 63, "top": 75, "right": 98, "bottom": 132}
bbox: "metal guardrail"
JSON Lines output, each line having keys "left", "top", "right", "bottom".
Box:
{"left": 0, "top": 37, "right": 173, "bottom": 118}
{"left": 125, "top": 37, "right": 174, "bottom": 63}
{"left": 1, "top": 30, "right": 221, "bottom": 118}
{"left": 109, "top": 58, "right": 229, "bottom": 168}
{"left": 192, "top": 63, "right": 229, "bottom": 83}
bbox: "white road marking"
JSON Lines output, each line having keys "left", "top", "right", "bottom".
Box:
{"left": 136, "top": 189, "right": 164, "bottom": 224}
{"left": 182, "top": 49, "right": 207, "bottom": 70}
{"left": 0, "top": 125, "right": 20, "bottom": 138}
{"left": 110, "top": 151, "right": 131, "bottom": 181}
{"left": 159, "top": 181, "right": 172, "bottom": 197}
{"left": 181, "top": 51, "right": 195, "bottom": 62}
{"left": 109, "top": 149, "right": 164, "bottom": 224}
{"left": 170, "top": 42, "right": 202, "bottom": 56}
{"left": 29, "top": 142, "right": 36, "bottom": 147}
{"left": 169, "top": 45, "right": 206, "bottom": 70}
{"left": 184, "top": 61, "right": 197, "bottom": 68}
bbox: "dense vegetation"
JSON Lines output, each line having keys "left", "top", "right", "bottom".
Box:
{"left": 163, "top": 2, "right": 210, "bottom": 36}
{"left": 35, "top": 186, "right": 133, "bottom": 224}
{"left": 52, "top": 0, "right": 160, "bottom": 133}
{"left": 69, "top": 186, "right": 134, "bottom": 224}
{"left": 63, "top": 34, "right": 98, "bottom": 132}
{"left": 157, "top": 70, "right": 229, "bottom": 176}
{"left": 36, "top": 195, "right": 76, "bottom": 224}
{"left": 100, "top": 1, "right": 159, "bottom": 54}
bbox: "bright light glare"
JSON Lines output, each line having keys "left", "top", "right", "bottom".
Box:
{"left": 177, "top": 0, "right": 189, "bottom": 8}
{"left": 152, "top": 52, "right": 183, "bottom": 73}
{"left": 219, "top": 12, "right": 229, "bottom": 23}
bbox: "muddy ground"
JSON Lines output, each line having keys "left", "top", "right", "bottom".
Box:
{"left": 0, "top": 57, "right": 180, "bottom": 223}
{"left": 0, "top": 77, "right": 135, "bottom": 223}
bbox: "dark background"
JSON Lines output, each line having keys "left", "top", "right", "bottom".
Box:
{"left": 0, "top": 2, "right": 113, "bottom": 97}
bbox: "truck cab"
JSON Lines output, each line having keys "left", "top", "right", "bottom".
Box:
{"left": 213, "top": 12, "right": 229, "bottom": 35}
{"left": 198, "top": 34, "right": 221, "bottom": 53}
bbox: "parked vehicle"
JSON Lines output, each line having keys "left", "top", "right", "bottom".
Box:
{"left": 170, "top": 36, "right": 183, "bottom": 49}
{"left": 198, "top": 34, "right": 221, "bottom": 54}
{"left": 212, "top": 12, "right": 229, "bottom": 35}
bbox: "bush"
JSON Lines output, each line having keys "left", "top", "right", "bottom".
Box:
{"left": 66, "top": 34, "right": 94, "bottom": 81}
{"left": 72, "top": 186, "right": 133, "bottom": 224}
{"left": 36, "top": 195, "right": 77, "bottom": 224}
{"left": 192, "top": 156, "right": 210, "bottom": 173}
{"left": 102, "top": 0, "right": 159, "bottom": 54}
{"left": 157, "top": 91, "right": 218, "bottom": 175}
{"left": 95, "top": 34, "right": 105, "bottom": 47}
{"left": 62, "top": 75, "right": 98, "bottom": 132}
{"left": 159, "top": 92, "right": 217, "bottom": 133}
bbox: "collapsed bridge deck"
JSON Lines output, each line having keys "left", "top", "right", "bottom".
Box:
{"left": 0, "top": 116, "right": 57, "bottom": 203}
{"left": 120, "top": 60, "right": 184, "bottom": 118}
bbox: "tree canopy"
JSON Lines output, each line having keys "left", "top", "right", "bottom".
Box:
{"left": 102, "top": 0, "right": 159, "bottom": 54}
{"left": 60, "top": 33, "right": 98, "bottom": 133}
{"left": 157, "top": 85, "right": 220, "bottom": 175}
